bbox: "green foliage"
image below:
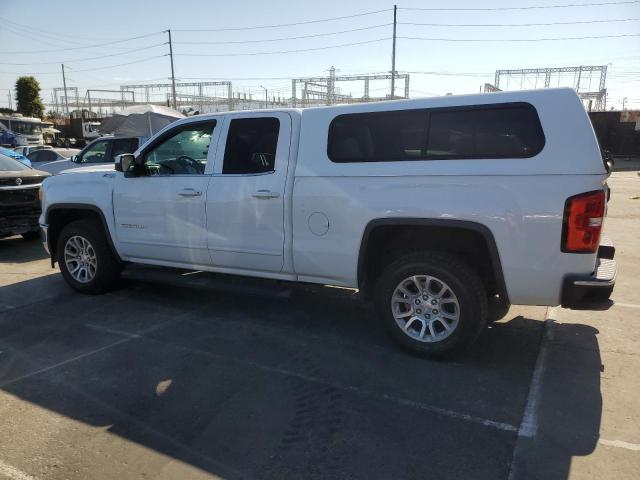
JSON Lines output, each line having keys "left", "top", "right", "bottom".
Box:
{"left": 15, "top": 76, "right": 45, "bottom": 118}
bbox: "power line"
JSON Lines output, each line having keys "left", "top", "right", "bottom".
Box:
{"left": 173, "top": 8, "right": 390, "bottom": 32}
{"left": 399, "top": 18, "right": 640, "bottom": 27}
{"left": 0, "top": 16, "right": 120, "bottom": 42}
{"left": 0, "top": 55, "right": 166, "bottom": 75}
{"left": 66, "top": 55, "right": 167, "bottom": 73}
{"left": 176, "top": 38, "right": 390, "bottom": 57}
{"left": 0, "top": 31, "right": 165, "bottom": 54}
{"left": 399, "top": 33, "right": 640, "bottom": 42}
{"left": 0, "top": 43, "right": 167, "bottom": 65}
{"left": 174, "top": 24, "right": 391, "bottom": 44}
{"left": 399, "top": 1, "right": 640, "bottom": 11}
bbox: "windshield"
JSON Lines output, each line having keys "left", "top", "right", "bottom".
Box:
{"left": 0, "top": 153, "right": 30, "bottom": 171}
{"left": 10, "top": 120, "right": 42, "bottom": 135}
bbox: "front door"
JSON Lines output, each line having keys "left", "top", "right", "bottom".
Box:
{"left": 113, "top": 119, "right": 220, "bottom": 265}
{"left": 207, "top": 112, "right": 291, "bottom": 273}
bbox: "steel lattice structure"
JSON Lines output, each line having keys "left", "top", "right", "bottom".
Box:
{"left": 493, "top": 65, "right": 608, "bottom": 111}
{"left": 292, "top": 67, "right": 410, "bottom": 107}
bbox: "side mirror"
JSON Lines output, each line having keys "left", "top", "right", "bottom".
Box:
{"left": 116, "top": 153, "right": 142, "bottom": 175}
{"left": 70, "top": 155, "right": 78, "bottom": 163}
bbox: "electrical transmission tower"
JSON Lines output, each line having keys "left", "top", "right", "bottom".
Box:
{"left": 492, "top": 65, "right": 608, "bottom": 111}
{"left": 292, "top": 67, "right": 410, "bottom": 107}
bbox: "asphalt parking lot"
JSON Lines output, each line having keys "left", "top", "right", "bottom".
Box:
{"left": 0, "top": 172, "right": 638, "bottom": 480}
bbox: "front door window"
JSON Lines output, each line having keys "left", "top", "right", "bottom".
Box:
{"left": 144, "top": 122, "right": 215, "bottom": 175}
{"left": 80, "top": 141, "right": 109, "bottom": 163}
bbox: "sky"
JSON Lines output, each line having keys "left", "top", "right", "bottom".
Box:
{"left": 0, "top": 0, "right": 639, "bottom": 111}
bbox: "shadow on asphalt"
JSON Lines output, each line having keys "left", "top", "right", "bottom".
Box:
{"left": 0, "top": 266, "right": 603, "bottom": 479}
{"left": 0, "top": 235, "right": 49, "bottom": 264}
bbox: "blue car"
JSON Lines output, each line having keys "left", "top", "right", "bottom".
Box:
{"left": 0, "top": 146, "right": 31, "bottom": 167}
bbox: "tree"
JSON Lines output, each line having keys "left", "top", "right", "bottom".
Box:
{"left": 15, "top": 76, "right": 45, "bottom": 118}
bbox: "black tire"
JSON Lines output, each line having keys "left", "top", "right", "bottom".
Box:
{"left": 21, "top": 230, "right": 40, "bottom": 241}
{"left": 375, "top": 252, "right": 488, "bottom": 358}
{"left": 56, "top": 219, "right": 120, "bottom": 294}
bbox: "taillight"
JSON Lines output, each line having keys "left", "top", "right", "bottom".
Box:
{"left": 562, "top": 190, "right": 605, "bottom": 253}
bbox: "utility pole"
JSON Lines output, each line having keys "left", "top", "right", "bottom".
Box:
{"left": 7, "top": 90, "right": 12, "bottom": 110}
{"left": 260, "top": 85, "right": 268, "bottom": 109}
{"left": 391, "top": 4, "right": 397, "bottom": 99}
{"left": 61, "top": 64, "right": 70, "bottom": 116}
{"left": 167, "top": 29, "right": 177, "bottom": 110}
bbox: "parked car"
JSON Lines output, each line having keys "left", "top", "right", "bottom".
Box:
{"left": 27, "top": 148, "right": 80, "bottom": 170}
{"left": 39, "top": 88, "right": 616, "bottom": 357}
{"left": 0, "top": 153, "right": 50, "bottom": 240}
{"left": 0, "top": 146, "right": 31, "bottom": 167}
{"left": 38, "top": 136, "right": 140, "bottom": 174}
{"left": 13, "top": 145, "right": 53, "bottom": 157}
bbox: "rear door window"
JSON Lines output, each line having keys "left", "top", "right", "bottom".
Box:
{"left": 222, "top": 117, "right": 280, "bottom": 174}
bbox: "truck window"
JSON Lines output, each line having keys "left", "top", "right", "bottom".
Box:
{"left": 144, "top": 122, "right": 215, "bottom": 175}
{"left": 428, "top": 106, "right": 544, "bottom": 159}
{"left": 80, "top": 141, "right": 109, "bottom": 163}
{"left": 110, "top": 138, "right": 139, "bottom": 161}
{"left": 327, "top": 103, "right": 544, "bottom": 162}
{"left": 222, "top": 117, "right": 280, "bottom": 174}
{"left": 328, "top": 110, "right": 428, "bottom": 162}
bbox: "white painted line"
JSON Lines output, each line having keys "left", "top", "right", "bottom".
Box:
{"left": 516, "top": 309, "right": 556, "bottom": 438}
{"left": 0, "top": 318, "right": 177, "bottom": 389}
{"left": 0, "top": 459, "right": 36, "bottom": 480}
{"left": 599, "top": 438, "right": 640, "bottom": 451}
{"left": 256, "top": 362, "right": 519, "bottom": 433}
{"left": 141, "top": 336, "right": 519, "bottom": 434}
{"left": 84, "top": 323, "right": 141, "bottom": 339}
{"left": 613, "top": 302, "right": 640, "bottom": 310}
{"left": 0, "top": 337, "right": 133, "bottom": 389}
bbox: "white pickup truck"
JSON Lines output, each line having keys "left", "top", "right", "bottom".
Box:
{"left": 39, "top": 88, "right": 616, "bottom": 357}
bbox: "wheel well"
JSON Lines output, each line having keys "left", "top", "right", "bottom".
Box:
{"left": 358, "top": 221, "right": 507, "bottom": 302}
{"left": 47, "top": 207, "right": 109, "bottom": 263}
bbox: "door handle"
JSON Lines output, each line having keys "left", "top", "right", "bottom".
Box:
{"left": 178, "top": 188, "right": 202, "bottom": 197}
{"left": 252, "top": 190, "right": 280, "bottom": 199}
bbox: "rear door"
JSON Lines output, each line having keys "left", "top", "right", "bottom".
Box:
{"left": 206, "top": 112, "right": 291, "bottom": 273}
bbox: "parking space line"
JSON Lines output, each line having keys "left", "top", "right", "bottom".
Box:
{"left": 516, "top": 310, "right": 556, "bottom": 438}
{"left": 84, "top": 323, "right": 141, "bottom": 339}
{"left": 0, "top": 319, "right": 176, "bottom": 389}
{"left": 139, "top": 335, "right": 520, "bottom": 434}
{"left": 599, "top": 438, "right": 640, "bottom": 451}
{"left": 0, "top": 459, "right": 36, "bottom": 480}
{"left": 613, "top": 302, "right": 640, "bottom": 310}
{"left": 0, "top": 337, "right": 133, "bottom": 389}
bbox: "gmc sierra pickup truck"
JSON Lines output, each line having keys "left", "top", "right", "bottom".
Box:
{"left": 38, "top": 88, "right": 616, "bottom": 357}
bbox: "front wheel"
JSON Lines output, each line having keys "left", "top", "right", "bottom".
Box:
{"left": 375, "top": 253, "right": 488, "bottom": 358}
{"left": 57, "top": 219, "right": 120, "bottom": 294}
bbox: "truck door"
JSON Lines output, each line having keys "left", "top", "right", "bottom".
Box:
{"left": 206, "top": 112, "right": 291, "bottom": 273}
{"left": 113, "top": 119, "right": 221, "bottom": 265}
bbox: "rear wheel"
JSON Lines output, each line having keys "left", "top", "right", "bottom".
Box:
{"left": 57, "top": 219, "right": 120, "bottom": 294}
{"left": 376, "top": 253, "right": 488, "bottom": 358}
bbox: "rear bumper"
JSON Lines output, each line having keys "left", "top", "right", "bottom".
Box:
{"left": 561, "top": 244, "right": 617, "bottom": 307}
